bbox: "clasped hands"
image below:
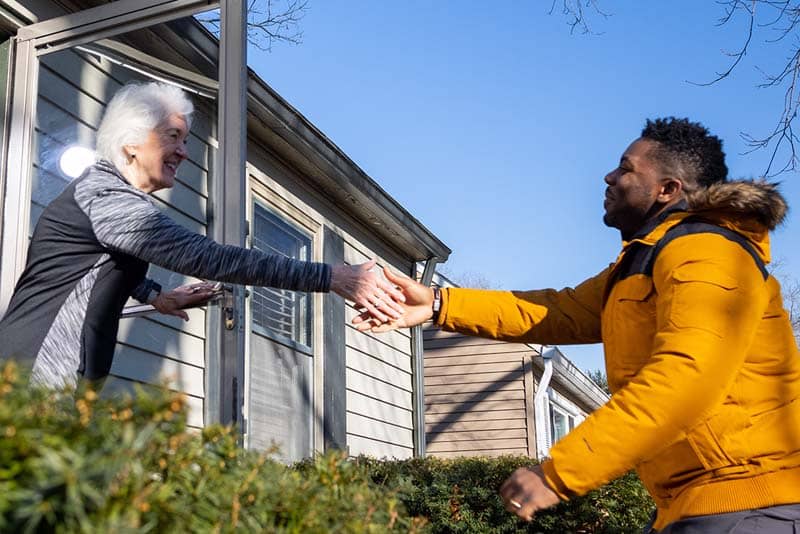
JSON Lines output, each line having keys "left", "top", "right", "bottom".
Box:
{"left": 347, "top": 266, "right": 562, "bottom": 522}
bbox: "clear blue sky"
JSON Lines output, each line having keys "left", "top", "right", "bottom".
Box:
{"left": 247, "top": 1, "right": 800, "bottom": 372}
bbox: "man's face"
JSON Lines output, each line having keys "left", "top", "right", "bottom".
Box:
{"left": 128, "top": 113, "right": 189, "bottom": 193}
{"left": 603, "top": 138, "right": 666, "bottom": 238}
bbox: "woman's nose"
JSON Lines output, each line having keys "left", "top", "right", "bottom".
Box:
{"left": 176, "top": 143, "right": 188, "bottom": 160}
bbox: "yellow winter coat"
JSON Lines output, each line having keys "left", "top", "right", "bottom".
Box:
{"left": 436, "top": 181, "right": 800, "bottom": 530}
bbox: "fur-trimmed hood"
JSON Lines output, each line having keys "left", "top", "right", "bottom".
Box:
{"left": 686, "top": 179, "right": 788, "bottom": 231}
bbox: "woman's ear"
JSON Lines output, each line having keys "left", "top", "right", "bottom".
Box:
{"left": 122, "top": 145, "right": 137, "bottom": 164}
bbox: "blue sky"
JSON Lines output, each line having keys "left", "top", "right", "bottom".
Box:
{"left": 247, "top": 1, "right": 800, "bottom": 372}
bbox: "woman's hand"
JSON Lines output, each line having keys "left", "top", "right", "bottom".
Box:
{"left": 151, "top": 281, "right": 221, "bottom": 320}
{"left": 352, "top": 267, "right": 435, "bottom": 332}
{"left": 330, "top": 260, "right": 406, "bottom": 323}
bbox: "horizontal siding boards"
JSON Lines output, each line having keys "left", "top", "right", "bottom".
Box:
{"left": 426, "top": 428, "right": 528, "bottom": 444}
{"left": 426, "top": 409, "right": 526, "bottom": 424}
{"left": 426, "top": 371, "right": 523, "bottom": 386}
{"left": 424, "top": 343, "right": 536, "bottom": 358}
{"left": 425, "top": 380, "right": 522, "bottom": 395}
{"left": 346, "top": 412, "right": 413, "bottom": 446}
{"left": 425, "top": 399, "right": 524, "bottom": 414}
{"left": 424, "top": 330, "right": 535, "bottom": 458}
{"left": 345, "top": 305, "right": 410, "bottom": 344}
{"left": 426, "top": 389, "right": 525, "bottom": 405}
{"left": 424, "top": 361, "right": 522, "bottom": 377}
{"left": 151, "top": 177, "right": 207, "bottom": 224}
{"left": 343, "top": 236, "right": 415, "bottom": 456}
{"left": 346, "top": 369, "right": 412, "bottom": 410}
{"left": 347, "top": 434, "right": 413, "bottom": 460}
{"left": 110, "top": 344, "right": 204, "bottom": 398}
{"left": 346, "top": 350, "right": 411, "bottom": 392}
{"left": 346, "top": 390, "right": 412, "bottom": 429}
{"left": 40, "top": 49, "right": 123, "bottom": 107}
{"left": 102, "top": 375, "right": 204, "bottom": 428}
{"left": 427, "top": 438, "right": 528, "bottom": 453}
{"left": 425, "top": 352, "right": 531, "bottom": 368}
{"left": 425, "top": 419, "right": 526, "bottom": 433}
{"left": 346, "top": 326, "right": 411, "bottom": 371}
{"left": 116, "top": 317, "right": 205, "bottom": 368}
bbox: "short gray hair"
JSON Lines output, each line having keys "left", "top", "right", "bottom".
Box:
{"left": 96, "top": 82, "right": 194, "bottom": 170}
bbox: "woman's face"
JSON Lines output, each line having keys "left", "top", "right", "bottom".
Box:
{"left": 125, "top": 113, "right": 189, "bottom": 193}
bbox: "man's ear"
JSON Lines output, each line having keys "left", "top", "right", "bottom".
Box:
{"left": 657, "top": 178, "right": 683, "bottom": 203}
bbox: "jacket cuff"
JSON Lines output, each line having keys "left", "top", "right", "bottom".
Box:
{"left": 436, "top": 287, "right": 450, "bottom": 326}
{"left": 540, "top": 459, "right": 574, "bottom": 501}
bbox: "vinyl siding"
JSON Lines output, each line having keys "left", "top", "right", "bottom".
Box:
{"left": 343, "top": 243, "right": 414, "bottom": 458}
{"left": 423, "top": 328, "right": 538, "bottom": 458}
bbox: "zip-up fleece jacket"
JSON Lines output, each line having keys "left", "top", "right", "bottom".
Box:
{"left": 436, "top": 180, "right": 800, "bottom": 530}
{"left": 0, "top": 161, "right": 330, "bottom": 389}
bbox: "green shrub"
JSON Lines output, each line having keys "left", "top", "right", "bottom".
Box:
{"left": 362, "top": 455, "right": 654, "bottom": 533}
{"left": 0, "top": 361, "right": 653, "bottom": 533}
{"left": 0, "top": 362, "right": 422, "bottom": 533}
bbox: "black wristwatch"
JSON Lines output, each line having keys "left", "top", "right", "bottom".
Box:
{"left": 431, "top": 287, "right": 442, "bottom": 322}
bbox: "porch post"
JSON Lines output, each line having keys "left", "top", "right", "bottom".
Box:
{"left": 210, "top": 0, "right": 247, "bottom": 428}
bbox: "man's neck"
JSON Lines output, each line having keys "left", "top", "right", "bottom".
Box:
{"left": 623, "top": 199, "right": 689, "bottom": 241}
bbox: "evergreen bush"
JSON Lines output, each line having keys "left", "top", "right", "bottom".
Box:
{"left": 361, "top": 455, "right": 653, "bottom": 533}
{"left": 0, "top": 361, "right": 654, "bottom": 533}
{"left": 0, "top": 362, "right": 422, "bottom": 533}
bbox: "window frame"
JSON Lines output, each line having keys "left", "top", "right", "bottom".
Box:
{"left": 249, "top": 199, "right": 314, "bottom": 355}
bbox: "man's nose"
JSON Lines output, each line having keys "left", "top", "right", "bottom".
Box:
{"left": 176, "top": 143, "right": 188, "bottom": 160}
{"left": 604, "top": 169, "right": 617, "bottom": 185}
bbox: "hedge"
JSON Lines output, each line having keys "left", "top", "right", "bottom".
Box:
{"left": 0, "top": 361, "right": 654, "bottom": 532}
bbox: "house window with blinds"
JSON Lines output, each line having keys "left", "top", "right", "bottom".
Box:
{"left": 251, "top": 204, "right": 312, "bottom": 351}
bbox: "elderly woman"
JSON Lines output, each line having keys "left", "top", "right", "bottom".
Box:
{"left": 0, "top": 82, "right": 403, "bottom": 389}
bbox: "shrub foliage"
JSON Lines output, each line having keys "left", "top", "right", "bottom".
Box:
{"left": 0, "top": 361, "right": 653, "bottom": 532}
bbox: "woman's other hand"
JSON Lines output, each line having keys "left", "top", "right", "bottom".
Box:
{"left": 151, "top": 281, "right": 221, "bottom": 320}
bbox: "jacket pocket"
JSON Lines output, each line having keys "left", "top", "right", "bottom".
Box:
{"left": 686, "top": 420, "right": 736, "bottom": 472}
{"left": 668, "top": 263, "right": 738, "bottom": 335}
{"left": 605, "top": 276, "right": 657, "bottom": 381}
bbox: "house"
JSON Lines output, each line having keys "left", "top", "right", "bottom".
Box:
{"left": 423, "top": 271, "right": 609, "bottom": 459}
{"left": 0, "top": 0, "right": 450, "bottom": 462}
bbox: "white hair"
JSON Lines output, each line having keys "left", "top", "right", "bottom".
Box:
{"left": 95, "top": 82, "right": 194, "bottom": 170}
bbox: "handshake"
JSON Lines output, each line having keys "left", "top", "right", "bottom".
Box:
{"left": 329, "top": 260, "right": 437, "bottom": 332}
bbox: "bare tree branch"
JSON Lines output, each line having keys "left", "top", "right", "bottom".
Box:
{"left": 689, "top": 0, "right": 756, "bottom": 86}
{"left": 691, "top": 0, "right": 800, "bottom": 176}
{"left": 548, "top": 0, "right": 609, "bottom": 35}
{"left": 196, "top": 0, "right": 309, "bottom": 52}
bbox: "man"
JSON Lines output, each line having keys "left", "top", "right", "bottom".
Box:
{"left": 358, "top": 118, "right": 800, "bottom": 532}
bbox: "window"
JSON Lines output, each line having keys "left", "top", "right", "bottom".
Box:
{"left": 250, "top": 203, "right": 312, "bottom": 350}
{"left": 247, "top": 201, "right": 316, "bottom": 461}
{"left": 549, "top": 402, "right": 575, "bottom": 444}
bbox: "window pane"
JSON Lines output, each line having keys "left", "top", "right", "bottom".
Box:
{"left": 549, "top": 405, "right": 569, "bottom": 443}
{"left": 251, "top": 204, "right": 312, "bottom": 348}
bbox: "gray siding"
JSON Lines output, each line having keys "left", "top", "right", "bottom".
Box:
{"left": 344, "top": 243, "right": 414, "bottom": 459}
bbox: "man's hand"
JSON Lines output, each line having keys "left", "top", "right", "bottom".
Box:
{"left": 499, "top": 465, "right": 561, "bottom": 522}
{"left": 352, "top": 267, "right": 435, "bottom": 332}
{"left": 151, "top": 281, "right": 221, "bottom": 321}
{"left": 330, "top": 260, "right": 406, "bottom": 323}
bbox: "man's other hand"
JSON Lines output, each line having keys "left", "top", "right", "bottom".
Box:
{"left": 499, "top": 465, "right": 561, "bottom": 522}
